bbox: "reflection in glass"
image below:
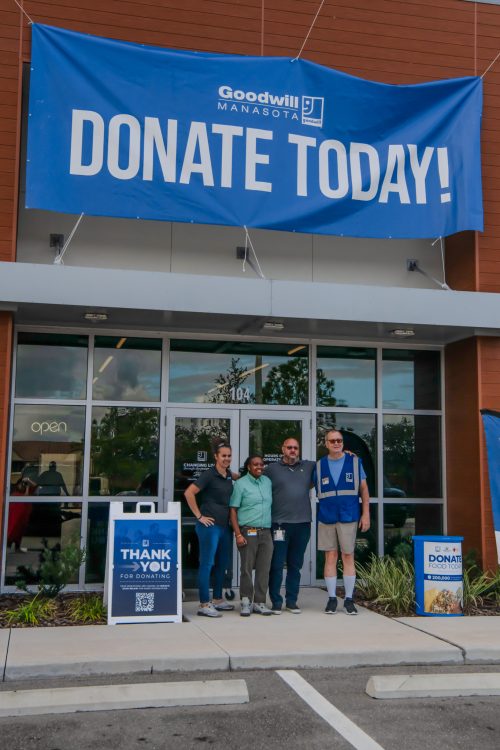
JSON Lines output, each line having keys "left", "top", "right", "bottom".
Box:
{"left": 382, "top": 349, "right": 440, "bottom": 410}
{"left": 85, "top": 503, "right": 110, "bottom": 583}
{"left": 315, "top": 504, "right": 377, "bottom": 579}
{"left": 4, "top": 502, "right": 82, "bottom": 586}
{"left": 316, "top": 412, "right": 377, "bottom": 496}
{"left": 249, "top": 419, "right": 302, "bottom": 464}
{"left": 90, "top": 407, "right": 160, "bottom": 496}
{"left": 383, "top": 503, "right": 443, "bottom": 555}
{"left": 173, "top": 417, "right": 232, "bottom": 589}
{"left": 15, "top": 332, "right": 88, "bottom": 399}
{"left": 10, "top": 405, "right": 85, "bottom": 496}
{"left": 173, "top": 417, "right": 231, "bottom": 508}
{"left": 93, "top": 336, "right": 162, "bottom": 402}
{"left": 383, "top": 415, "right": 441, "bottom": 498}
{"left": 316, "top": 346, "right": 376, "bottom": 408}
{"left": 169, "top": 340, "right": 309, "bottom": 405}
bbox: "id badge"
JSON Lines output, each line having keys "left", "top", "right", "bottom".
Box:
{"left": 273, "top": 529, "right": 285, "bottom": 542}
{"left": 246, "top": 527, "right": 257, "bottom": 536}
{"left": 322, "top": 477, "right": 329, "bottom": 485}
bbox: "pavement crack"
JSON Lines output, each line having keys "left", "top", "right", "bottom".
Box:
{"left": 2, "top": 628, "right": 11, "bottom": 682}
{"left": 396, "top": 619, "right": 466, "bottom": 662}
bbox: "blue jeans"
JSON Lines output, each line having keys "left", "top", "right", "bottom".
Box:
{"left": 268, "top": 522, "right": 311, "bottom": 608}
{"left": 196, "top": 522, "right": 232, "bottom": 604}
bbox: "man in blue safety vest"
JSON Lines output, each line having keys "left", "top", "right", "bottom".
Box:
{"left": 314, "top": 429, "right": 370, "bottom": 615}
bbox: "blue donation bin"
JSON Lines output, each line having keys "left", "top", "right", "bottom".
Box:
{"left": 413, "top": 535, "right": 464, "bottom": 616}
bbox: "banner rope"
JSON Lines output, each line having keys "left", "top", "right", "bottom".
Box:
{"left": 481, "top": 50, "right": 500, "bottom": 79}
{"left": 291, "top": 0, "right": 326, "bottom": 62}
{"left": 13, "top": 0, "right": 34, "bottom": 24}
{"left": 53, "top": 213, "right": 85, "bottom": 265}
{"left": 424, "top": 236, "right": 451, "bottom": 290}
{"left": 243, "top": 226, "right": 266, "bottom": 278}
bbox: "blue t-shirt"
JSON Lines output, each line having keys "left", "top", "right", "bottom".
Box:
{"left": 327, "top": 455, "right": 366, "bottom": 485}
{"left": 312, "top": 455, "right": 367, "bottom": 487}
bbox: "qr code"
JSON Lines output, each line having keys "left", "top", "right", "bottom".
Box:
{"left": 135, "top": 592, "right": 154, "bottom": 612}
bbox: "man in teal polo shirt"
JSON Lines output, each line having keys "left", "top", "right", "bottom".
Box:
{"left": 230, "top": 455, "right": 274, "bottom": 617}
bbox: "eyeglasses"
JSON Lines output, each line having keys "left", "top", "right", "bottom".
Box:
{"left": 327, "top": 438, "right": 343, "bottom": 444}
{"left": 284, "top": 446, "right": 299, "bottom": 451}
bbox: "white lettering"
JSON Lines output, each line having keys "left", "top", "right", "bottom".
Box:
{"left": 379, "top": 145, "right": 410, "bottom": 204}
{"left": 107, "top": 114, "right": 141, "bottom": 180}
{"left": 288, "top": 133, "right": 316, "bottom": 196}
{"left": 143, "top": 117, "right": 177, "bottom": 182}
{"left": 212, "top": 124, "right": 244, "bottom": 188}
{"left": 408, "top": 144, "right": 434, "bottom": 204}
{"left": 350, "top": 143, "right": 380, "bottom": 201}
{"left": 245, "top": 128, "right": 273, "bottom": 192}
{"left": 319, "top": 139, "right": 348, "bottom": 199}
{"left": 179, "top": 121, "right": 214, "bottom": 186}
{"left": 69, "top": 110, "right": 104, "bottom": 176}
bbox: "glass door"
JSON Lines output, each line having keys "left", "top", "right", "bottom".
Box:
{"left": 239, "top": 410, "right": 314, "bottom": 584}
{"left": 165, "top": 408, "right": 239, "bottom": 589}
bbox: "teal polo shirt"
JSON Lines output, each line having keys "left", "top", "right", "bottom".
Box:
{"left": 230, "top": 473, "right": 273, "bottom": 528}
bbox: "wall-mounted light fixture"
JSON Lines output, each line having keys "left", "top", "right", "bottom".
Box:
{"left": 49, "top": 233, "right": 65, "bottom": 258}
{"left": 389, "top": 328, "right": 415, "bottom": 338}
{"left": 84, "top": 312, "right": 108, "bottom": 323}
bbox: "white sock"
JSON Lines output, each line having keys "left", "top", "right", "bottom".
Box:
{"left": 344, "top": 575, "right": 356, "bottom": 599}
{"left": 325, "top": 576, "right": 337, "bottom": 597}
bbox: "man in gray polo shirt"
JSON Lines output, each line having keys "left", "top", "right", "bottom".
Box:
{"left": 265, "top": 437, "right": 314, "bottom": 614}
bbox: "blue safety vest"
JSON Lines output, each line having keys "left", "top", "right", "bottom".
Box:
{"left": 315, "top": 454, "right": 361, "bottom": 524}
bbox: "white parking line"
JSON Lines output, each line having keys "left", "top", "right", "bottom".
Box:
{"left": 277, "top": 670, "right": 385, "bottom": 750}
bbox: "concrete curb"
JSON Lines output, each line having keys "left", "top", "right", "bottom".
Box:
{"left": 366, "top": 673, "right": 500, "bottom": 699}
{"left": 0, "top": 679, "right": 249, "bottom": 716}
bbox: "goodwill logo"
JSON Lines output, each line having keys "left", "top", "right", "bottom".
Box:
{"left": 218, "top": 85, "right": 325, "bottom": 127}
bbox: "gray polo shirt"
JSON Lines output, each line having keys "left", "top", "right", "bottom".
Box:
{"left": 265, "top": 459, "right": 315, "bottom": 524}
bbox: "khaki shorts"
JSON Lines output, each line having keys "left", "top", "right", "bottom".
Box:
{"left": 318, "top": 521, "right": 358, "bottom": 554}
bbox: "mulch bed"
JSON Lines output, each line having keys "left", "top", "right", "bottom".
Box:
{"left": 0, "top": 593, "right": 106, "bottom": 628}
{"left": 1, "top": 590, "right": 498, "bottom": 627}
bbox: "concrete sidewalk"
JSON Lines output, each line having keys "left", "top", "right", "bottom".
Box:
{"left": 1, "top": 588, "right": 498, "bottom": 681}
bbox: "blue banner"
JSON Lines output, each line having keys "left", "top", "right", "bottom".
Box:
{"left": 481, "top": 410, "right": 500, "bottom": 564}
{"left": 26, "top": 24, "right": 483, "bottom": 239}
{"left": 111, "top": 518, "right": 178, "bottom": 618}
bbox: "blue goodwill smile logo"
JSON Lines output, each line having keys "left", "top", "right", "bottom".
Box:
{"left": 302, "top": 96, "right": 324, "bottom": 127}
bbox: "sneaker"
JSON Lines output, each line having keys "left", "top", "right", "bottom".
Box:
{"left": 197, "top": 602, "right": 222, "bottom": 618}
{"left": 324, "top": 596, "right": 338, "bottom": 614}
{"left": 271, "top": 605, "right": 282, "bottom": 615}
{"left": 286, "top": 603, "right": 302, "bottom": 614}
{"left": 253, "top": 602, "right": 273, "bottom": 616}
{"left": 343, "top": 597, "right": 358, "bottom": 615}
{"left": 213, "top": 600, "right": 235, "bottom": 611}
{"left": 240, "top": 597, "right": 252, "bottom": 617}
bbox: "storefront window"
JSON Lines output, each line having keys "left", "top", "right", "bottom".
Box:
{"left": 383, "top": 503, "right": 443, "bottom": 555}
{"left": 382, "top": 349, "right": 441, "bottom": 410}
{"left": 169, "top": 340, "right": 309, "bottom": 405}
{"left": 4, "top": 501, "right": 82, "bottom": 586}
{"left": 10, "top": 404, "right": 85, "bottom": 496}
{"left": 249, "top": 419, "right": 302, "bottom": 464}
{"left": 316, "top": 346, "right": 376, "bottom": 408}
{"left": 317, "top": 412, "right": 377, "bottom": 496}
{"left": 90, "top": 406, "right": 160, "bottom": 496}
{"left": 85, "top": 502, "right": 110, "bottom": 583}
{"left": 15, "top": 332, "right": 88, "bottom": 399}
{"left": 93, "top": 336, "right": 162, "bottom": 402}
{"left": 383, "top": 415, "right": 441, "bottom": 498}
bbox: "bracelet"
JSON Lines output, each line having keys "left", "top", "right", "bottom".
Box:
{"left": 236, "top": 533, "right": 243, "bottom": 538}
{"left": 197, "top": 514, "right": 202, "bottom": 520}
